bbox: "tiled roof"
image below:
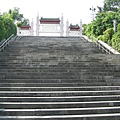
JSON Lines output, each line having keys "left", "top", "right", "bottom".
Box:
{"left": 40, "top": 17, "right": 60, "bottom": 21}
{"left": 40, "top": 17, "right": 60, "bottom": 24}
{"left": 20, "top": 26, "right": 31, "bottom": 28}
{"left": 69, "top": 24, "right": 80, "bottom": 28}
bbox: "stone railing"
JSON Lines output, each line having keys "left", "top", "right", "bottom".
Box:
{"left": 81, "top": 35, "right": 93, "bottom": 42}
{"left": 15, "top": 36, "right": 22, "bottom": 41}
{"left": 0, "top": 34, "right": 18, "bottom": 52}
{"left": 96, "top": 40, "right": 120, "bottom": 54}
{"left": 82, "top": 35, "right": 120, "bottom": 54}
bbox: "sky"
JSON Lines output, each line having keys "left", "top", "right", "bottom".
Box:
{"left": 0, "top": 0, "right": 104, "bottom": 25}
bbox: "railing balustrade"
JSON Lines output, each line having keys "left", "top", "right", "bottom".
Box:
{"left": 82, "top": 35, "right": 120, "bottom": 54}
{"left": 0, "top": 34, "right": 21, "bottom": 52}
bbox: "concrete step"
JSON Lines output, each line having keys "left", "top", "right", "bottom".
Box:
{"left": 1, "top": 55, "right": 119, "bottom": 61}
{"left": 0, "top": 115, "right": 119, "bottom": 120}
{"left": 0, "top": 60, "right": 109, "bottom": 64}
{"left": 0, "top": 72, "right": 118, "bottom": 77}
{"left": 0, "top": 74, "right": 117, "bottom": 80}
{"left": 0, "top": 66, "right": 117, "bottom": 70}
{"left": 0, "top": 62, "right": 117, "bottom": 67}
{"left": 0, "top": 86, "right": 120, "bottom": 91}
{"left": 0, "top": 36, "right": 120, "bottom": 119}
{"left": 0, "top": 63, "right": 113, "bottom": 67}
{"left": 0, "top": 82, "right": 113, "bottom": 87}
{"left": 0, "top": 95, "right": 120, "bottom": 102}
{"left": 1, "top": 54, "right": 115, "bottom": 59}
{"left": 0, "top": 58, "right": 107, "bottom": 62}
{"left": 3, "top": 45, "right": 99, "bottom": 50}
{"left": 1, "top": 68, "right": 116, "bottom": 73}
{"left": 0, "top": 90, "right": 120, "bottom": 97}
{"left": 0, "top": 79, "right": 113, "bottom": 83}
{"left": 0, "top": 113, "right": 120, "bottom": 120}
{"left": 0, "top": 100, "right": 120, "bottom": 109}
{"left": 0, "top": 107, "right": 120, "bottom": 116}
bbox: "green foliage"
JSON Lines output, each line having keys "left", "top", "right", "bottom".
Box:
{"left": 104, "top": 0, "right": 120, "bottom": 11}
{"left": 0, "top": 15, "right": 6, "bottom": 40}
{"left": 98, "top": 28, "right": 114, "bottom": 45}
{"left": 17, "top": 18, "right": 30, "bottom": 27}
{"left": 117, "top": 23, "right": 120, "bottom": 31}
{"left": 83, "top": 23, "right": 93, "bottom": 38}
{"left": 111, "top": 24, "right": 120, "bottom": 51}
{"left": 2, "top": 13, "right": 17, "bottom": 39}
{"left": 112, "top": 33, "right": 120, "bottom": 51}
{"left": 0, "top": 7, "right": 30, "bottom": 41}
{"left": 83, "top": 0, "right": 120, "bottom": 52}
{"left": 9, "top": 7, "right": 23, "bottom": 22}
{"left": 0, "top": 13, "right": 17, "bottom": 41}
{"left": 83, "top": 11, "right": 116, "bottom": 37}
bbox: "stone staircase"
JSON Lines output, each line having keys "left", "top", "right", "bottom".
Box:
{"left": 0, "top": 36, "right": 120, "bottom": 120}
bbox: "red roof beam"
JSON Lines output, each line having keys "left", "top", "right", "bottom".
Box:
{"left": 40, "top": 20, "right": 60, "bottom": 24}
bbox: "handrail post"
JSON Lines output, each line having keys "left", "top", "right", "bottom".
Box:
{"left": 0, "top": 34, "right": 17, "bottom": 52}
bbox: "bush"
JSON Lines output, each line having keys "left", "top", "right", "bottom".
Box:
{"left": 0, "top": 13, "right": 17, "bottom": 41}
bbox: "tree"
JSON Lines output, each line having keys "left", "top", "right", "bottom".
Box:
{"left": 9, "top": 7, "right": 23, "bottom": 23}
{"left": 98, "top": 28, "right": 114, "bottom": 45}
{"left": 104, "top": 0, "right": 120, "bottom": 11}
{"left": 3, "top": 13, "right": 17, "bottom": 39}
{"left": 17, "top": 18, "right": 30, "bottom": 27}
{"left": 0, "top": 7, "right": 30, "bottom": 41}
{"left": 0, "top": 13, "right": 17, "bottom": 41}
{"left": 0, "top": 15, "right": 6, "bottom": 40}
{"left": 97, "top": 6, "right": 103, "bottom": 12}
{"left": 83, "top": 0, "right": 120, "bottom": 52}
{"left": 111, "top": 24, "right": 120, "bottom": 51}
